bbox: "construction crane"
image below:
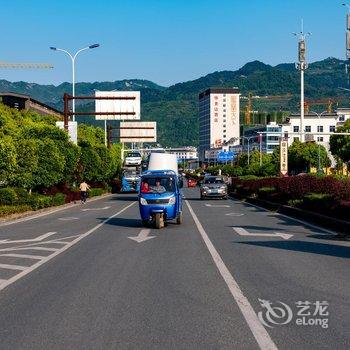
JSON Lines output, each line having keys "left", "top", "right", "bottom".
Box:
{"left": 0, "top": 61, "right": 53, "bottom": 69}
{"left": 303, "top": 98, "right": 335, "bottom": 114}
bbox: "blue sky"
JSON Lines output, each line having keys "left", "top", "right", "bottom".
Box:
{"left": 0, "top": 0, "right": 347, "bottom": 86}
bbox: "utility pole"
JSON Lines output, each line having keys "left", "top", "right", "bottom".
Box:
{"left": 294, "top": 20, "right": 310, "bottom": 143}
{"left": 343, "top": 3, "right": 350, "bottom": 83}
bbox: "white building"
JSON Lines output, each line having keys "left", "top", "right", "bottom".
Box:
{"left": 199, "top": 88, "right": 240, "bottom": 161}
{"left": 166, "top": 146, "right": 198, "bottom": 160}
{"left": 281, "top": 109, "right": 350, "bottom": 148}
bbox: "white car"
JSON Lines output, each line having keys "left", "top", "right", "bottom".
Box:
{"left": 124, "top": 151, "right": 142, "bottom": 166}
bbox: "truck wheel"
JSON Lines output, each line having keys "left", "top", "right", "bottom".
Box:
{"left": 155, "top": 213, "right": 164, "bottom": 229}
{"left": 176, "top": 212, "right": 183, "bottom": 225}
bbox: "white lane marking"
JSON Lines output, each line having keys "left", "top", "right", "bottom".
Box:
{"left": 185, "top": 200, "right": 277, "bottom": 350}
{"left": 233, "top": 227, "right": 293, "bottom": 240}
{"left": 0, "top": 232, "right": 57, "bottom": 244}
{"left": 0, "top": 263, "right": 27, "bottom": 271}
{"left": 128, "top": 229, "right": 155, "bottom": 243}
{"left": 0, "top": 194, "right": 113, "bottom": 227}
{"left": 81, "top": 206, "right": 111, "bottom": 212}
{"left": 0, "top": 201, "right": 136, "bottom": 292}
{"left": 0, "top": 247, "right": 59, "bottom": 253}
{"left": 230, "top": 196, "right": 338, "bottom": 236}
{"left": 225, "top": 213, "right": 245, "bottom": 217}
{"left": 58, "top": 217, "right": 80, "bottom": 221}
{"left": 0, "top": 254, "right": 44, "bottom": 260}
{"left": 205, "top": 204, "right": 231, "bottom": 208}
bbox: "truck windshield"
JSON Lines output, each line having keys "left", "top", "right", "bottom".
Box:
{"left": 141, "top": 177, "right": 175, "bottom": 194}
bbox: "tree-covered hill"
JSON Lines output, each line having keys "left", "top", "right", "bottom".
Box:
{"left": 1, "top": 57, "right": 350, "bottom": 147}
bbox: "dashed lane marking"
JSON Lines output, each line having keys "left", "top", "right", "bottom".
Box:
{"left": 0, "top": 264, "right": 27, "bottom": 271}
{"left": 0, "top": 254, "right": 44, "bottom": 260}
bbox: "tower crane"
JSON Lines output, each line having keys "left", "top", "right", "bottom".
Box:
{"left": 0, "top": 61, "right": 53, "bottom": 69}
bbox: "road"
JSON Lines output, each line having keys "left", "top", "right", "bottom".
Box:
{"left": 0, "top": 188, "right": 349, "bottom": 349}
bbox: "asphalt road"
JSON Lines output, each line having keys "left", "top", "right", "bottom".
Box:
{"left": 0, "top": 188, "right": 349, "bottom": 349}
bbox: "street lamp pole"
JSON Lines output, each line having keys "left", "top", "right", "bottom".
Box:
{"left": 241, "top": 136, "right": 255, "bottom": 166}
{"left": 50, "top": 44, "right": 100, "bottom": 122}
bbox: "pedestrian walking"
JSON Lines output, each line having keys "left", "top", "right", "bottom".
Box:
{"left": 79, "top": 181, "right": 91, "bottom": 204}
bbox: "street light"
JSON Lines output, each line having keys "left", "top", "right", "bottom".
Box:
{"left": 241, "top": 136, "right": 256, "bottom": 165}
{"left": 50, "top": 44, "right": 100, "bottom": 122}
{"left": 308, "top": 111, "right": 328, "bottom": 174}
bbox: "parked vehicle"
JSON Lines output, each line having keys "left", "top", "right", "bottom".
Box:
{"left": 200, "top": 176, "right": 228, "bottom": 199}
{"left": 124, "top": 151, "right": 142, "bottom": 166}
{"left": 138, "top": 153, "right": 183, "bottom": 229}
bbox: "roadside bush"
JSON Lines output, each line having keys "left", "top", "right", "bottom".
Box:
{"left": 287, "top": 199, "right": 303, "bottom": 207}
{"left": 89, "top": 188, "right": 105, "bottom": 197}
{"left": 257, "top": 186, "right": 276, "bottom": 199}
{"left": 0, "top": 205, "right": 32, "bottom": 216}
{"left": 52, "top": 193, "right": 66, "bottom": 206}
{"left": 13, "top": 187, "right": 30, "bottom": 200}
{"left": 26, "top": 194, "right": 53, "bottom": 210}
{"left": 301, "top": 193, "right": 335, "bottom": 214}
{"left": 0, "top": 188, "right": 18, "bottom": 205}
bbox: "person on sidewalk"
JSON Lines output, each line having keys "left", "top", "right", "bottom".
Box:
{"left": 79, "top": 181, "right": 91, "bottom": 204}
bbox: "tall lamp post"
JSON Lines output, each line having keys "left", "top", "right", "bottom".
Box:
{"left": 241, "top": 136, "right": 256, "bottom": 165}
{"left": 309, "top": 111, "right": 328, "bottom": 173}
{"left": 50, "top": 44, "right": 100, "bottom": 122}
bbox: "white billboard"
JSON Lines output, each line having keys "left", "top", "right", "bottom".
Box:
{"left": 120, "top": 122, "right": 156, "bottom": 143}
{"left": 56, "top": 121, "right": 78, "bottom": 145}
{"left": 95, "top": 91, "right": 140, "bottom": 120}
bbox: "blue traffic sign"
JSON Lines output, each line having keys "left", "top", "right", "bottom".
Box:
{"left": 217, "top": 151, "right": 235, "bottom": 163}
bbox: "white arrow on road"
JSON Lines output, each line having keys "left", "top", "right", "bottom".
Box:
{"left": 0, "top": 232, "right": 57, "bottom": 244}
{"left": 233, "top": 227, "right": 293, "bottom": 240}
{"left": 128, "top": 229, "right": 155, "bottom": 243}
{"left": 205, "top": 204, "right": 231, "bottom": 208}
{"left": 81, "top": 206, "right": 110, "bottom": 212}
{"left": 225, "top": 213, "right": 245, "bottom": 217}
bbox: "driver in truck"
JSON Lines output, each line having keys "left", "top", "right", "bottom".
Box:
{"left": 151, "top": 179, "right": 166, "bottom": 193}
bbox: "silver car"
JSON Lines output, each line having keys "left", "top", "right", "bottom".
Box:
{"left": 200, "top": 176, "right": 228, "bottom": 200}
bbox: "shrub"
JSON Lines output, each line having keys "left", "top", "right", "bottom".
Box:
{"left": 301, "top": 193, "right": 335, "bottom": 214}
{"left": 0, "top": 205, "right": 32, "bottom": 216}
{"left": 0, "top": 188, "right": 18, "bottom": 205}
{"left": 257, "top": 186, "right": 276, "bottom": 199}
{"left": 89, "top": 188, "right": 104, "bottom": 197}
{"left": 287, "top": 199, "right": 303, "bottom": 207}
{"left": 26, "top": 194, "right": 53, "bottom": 210}
{"left": 52, "top": 193, "right": 66, "bottom": 206}
{"left": 13, "top": 187, "right": 30, "bottom": 200}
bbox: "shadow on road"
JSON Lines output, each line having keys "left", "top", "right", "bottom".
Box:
{"left": 106, "top": 195, "right": 138, "bottom": 202}
{"left": 97, "top": 217, "right": 143, "bottom": 228}
{"left": 236, "top": 240, "right": 350, "bottom": 259}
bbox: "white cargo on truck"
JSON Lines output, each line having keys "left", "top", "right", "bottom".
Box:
{"left": 147, "top": 153, "right": 178, "bottom": 175}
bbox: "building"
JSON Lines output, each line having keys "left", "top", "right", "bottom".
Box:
{"left": 166, "top": 146, "right": 198, "bottom": 161}
{"left": 266, "top": 122, "right": 282, "bottom": 154}
{"left": 0, "top": 92, "right": 63, "bottom": 118}
{"left": 199, "top": 88, "right": 240, "bottom": 161}
{"left": 281, "top": 110, "right": 350, "bottom": 148}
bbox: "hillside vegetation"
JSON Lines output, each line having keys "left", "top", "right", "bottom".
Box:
{"left": 1, "top": 57, "right": 350, "bottom": 147}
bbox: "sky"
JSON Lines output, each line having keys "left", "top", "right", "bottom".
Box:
{"left": 0, "top": 0, "right": 347, "bottom": 87}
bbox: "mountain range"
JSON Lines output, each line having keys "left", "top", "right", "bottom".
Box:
{"left": 1, "top": 57, "right": 350, "bottom": 147}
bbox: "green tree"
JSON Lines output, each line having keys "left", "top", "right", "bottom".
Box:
{"left": 0, "top": 137, "right": 17, "bottom": 184}
{"left": 329, "top": 119, "right": 350, "bottom": 163}
{"left": 11, "top": 139, "right": 39, "bottom": 190}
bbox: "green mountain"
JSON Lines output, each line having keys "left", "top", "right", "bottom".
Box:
{"left": 1, "top": 57, "right": 350, "bottom": 147}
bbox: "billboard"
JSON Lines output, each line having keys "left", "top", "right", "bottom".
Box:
{"left": 280, "top": 139, "right": 288, "bottom": 176}
{"left": 56, "top": 121, "right": 77, "bottom": 145}
{"left": 120, "top": 122, "right": 156, "bottom": 143}
{"left": 95, "top": 91, "right": 140, "bottom": 120}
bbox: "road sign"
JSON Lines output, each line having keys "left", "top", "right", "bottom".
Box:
{"left": 280, "top": 139, "right": 288, "bottom": 176}
{"left": 120, "top": 121, "right": 157, "bottom": 142}
{"left": 95, "top": 91, "right": 140, "bottom": 120}
{"left": 217, "top": 151, "right": 235, "bottom": 163}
